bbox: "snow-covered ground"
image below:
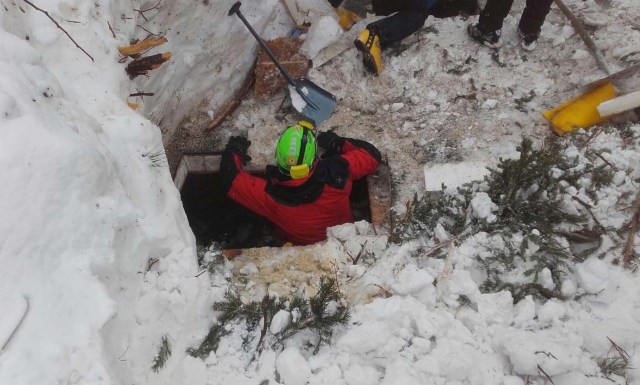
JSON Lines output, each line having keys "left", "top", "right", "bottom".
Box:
{"left": 0, "top": 0, "right": 639, "bottom": 384}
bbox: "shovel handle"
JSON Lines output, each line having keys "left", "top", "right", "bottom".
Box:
{"left": 228, "top": 2, "right": 313, "bottom": 106}
{"left": 228, "top": 1, "right": 241, "bottom": 16}
{"left": 552, "top": 0, "right": 611, "bottom": 75}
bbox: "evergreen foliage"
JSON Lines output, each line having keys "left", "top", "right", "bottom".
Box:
{"left": 151, "top": 334, "right": 172, "bottom": 373}
{"left": 598, "top": 337, "right": 632, "bottom": 380}
{"left": 279, "top": 276, "right": 350, "bottom": 352}
{"left": 187, "top": 276, "right": 349, "bottom": 359}
{"left": 196, "top": 243, "right": 227, "bottom": 277}
{"left": 599, "top": 356, "right": 630, "bottom": 379}
{"left": 392, "top": 137, "right": 620, "bottom": 300}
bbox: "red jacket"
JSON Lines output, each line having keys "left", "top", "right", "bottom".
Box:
{"left": 225, "top": 140, "right": 380, "bottom": 245}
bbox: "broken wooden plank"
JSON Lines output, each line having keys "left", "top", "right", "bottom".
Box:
{"left": 206, "top": 61, "right": 257, "bottom": 131}
{"left": 222, "top": 249, "right": 243, "bottom": 260}
{"left": 312, "top": 32, "right": 354, "bottom": 68}
{"left": 279, "top": 0, "right": 309, "bottom": 28}
{"left": 581, "top": 61, "right": 640, "bottom": 92}
{"left": 126, "top": 52, "right": 172, "bottom": 79}
{"left": 118, "top": 37, "right": 168, "bottom": 57}
{"left": 367, "top": 162, "right": 393, "bottom": 232}
{"left": 254, "top": 38, "right": 309, "bottom": 98}
{"left": 280, "top": 0, "right": 306, "bottom": 26}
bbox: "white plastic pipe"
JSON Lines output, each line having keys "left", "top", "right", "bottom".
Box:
{"left": 597, "top": 90, "right": 640, "bottom": 117}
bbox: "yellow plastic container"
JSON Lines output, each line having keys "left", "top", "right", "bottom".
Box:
{"left": 543, "top": 82, "right": 616, "bottom": 135}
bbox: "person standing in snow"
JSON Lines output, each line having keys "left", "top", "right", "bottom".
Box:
{"left": 219, "top": 122, "right": 381, "bottom": 245}
{"left": 467, "top": 0, "right": 553, "bottom": 50}
{"left": 328, "top": 0, "right": 479, "bottom": 75}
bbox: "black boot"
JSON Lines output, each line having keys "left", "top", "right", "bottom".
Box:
{"left": 518, "top": 28, "right": 539, "bottom": 51}
{"left": 467, "top": 23, "right": 502, "bottom": 48}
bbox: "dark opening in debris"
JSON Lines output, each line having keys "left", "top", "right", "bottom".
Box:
{"left": 180, "top": 171, "right": 278, "bottom": 249}
{"left": 177, "top": 155, "right": 373, "bottom": 249}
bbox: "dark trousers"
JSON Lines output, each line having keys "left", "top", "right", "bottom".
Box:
{"left": 478, "top": 0, "right": 553, "bottom": 34}
{"left": 368, "top": 0, "right": 468, "bottom": 47}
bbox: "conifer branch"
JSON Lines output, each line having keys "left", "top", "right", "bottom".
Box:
{"left": 536, "top": 364, "right": 556, "bottom": 385}
{"left": 107, "top": 21, "right": 116, "bottom": 38}
{"left": 607, "top": 337, "right": 630, "bottom": 359}
{"left": 134, "top": 0, "right": 161, "bottom": 22}
{"left": 594, "top": 152, "right": 617, "bottom": 170}
{"left": 22, "top": 0, "right": 94, "bottom": 62}
{"left": 0, "top": 296, "right": 30, "bottom": 355}
{"left": 623, "top": 189, "right": 640, "bottom": 266}
{"left": 347, "top": 241, "right": 368, "bottom": 264}
{"left": 393, "top": 135, "right": 632, "bottom": 299}
{"left": 570, "top": 195, "right": 606, "bottom": 232}
{"left": 129, "top": 92, "right": 154, "bottom": 98}
{"left": 188, "top": 277, "right": 349, "bottom": 359}
{"left": 151, "top": 335, "right": 172, "bottom": 372}
{"left": 599, "top": 337, "right": 633, "bottom": 379}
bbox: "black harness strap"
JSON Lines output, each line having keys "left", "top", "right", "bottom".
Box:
{"left": 296, "top": 127, "right": 308, "bottom": 166}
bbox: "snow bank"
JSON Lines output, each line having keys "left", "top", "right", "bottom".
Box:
{"left": 0, "top": 1, "right": 212, "bottom": 384}
{"left": 424, "top": 161, "right": 490, "bottom": 191}
{"left": 277, "top": 347, "right": 312, "bottom": 385}
{"left": 136, "top": 0, "right": 291, "bottom": 130}
{"left": 2, "top": 0, "right": 640, "bottom": 384}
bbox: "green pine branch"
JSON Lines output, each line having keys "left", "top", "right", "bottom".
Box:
{"left": 187, "top": 276, "right": 350, "bottom": 359}
{"left": 151, "top": 335, "right": 172, "bottom": 373}
{"left": 392, "top": 133, "right": 634, "bottom": 300}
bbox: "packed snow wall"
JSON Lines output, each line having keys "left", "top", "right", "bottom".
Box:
{"left": 0, "top": 0, "right": 227, "bottom": 384}
{"left": 129, "top": 0, "right": 292, "bottom": 170}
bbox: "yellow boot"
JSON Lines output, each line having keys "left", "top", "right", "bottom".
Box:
{"left": 354, "top": 27, "right": 382, "bottom": 75}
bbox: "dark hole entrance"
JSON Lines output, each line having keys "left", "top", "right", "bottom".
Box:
{"left": 180, "top": 171, "right": 371, "bottom": 249}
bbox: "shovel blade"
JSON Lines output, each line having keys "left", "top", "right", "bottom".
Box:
{"left": 290, "top": 78, "right": 337, "bottom": 127}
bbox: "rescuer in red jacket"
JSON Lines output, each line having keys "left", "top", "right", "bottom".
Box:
{"left": 219, "top": 122, "right": 381, "bottom": 245}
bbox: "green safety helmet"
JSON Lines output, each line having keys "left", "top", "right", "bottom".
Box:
{"left": 275, "top": 122, "right": 317, "bottom": 179}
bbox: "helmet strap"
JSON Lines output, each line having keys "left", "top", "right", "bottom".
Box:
{"left": 289, "top": 127, "right": 312, "bottom": 180}
{"left": 296, "top": 127, "right": 308, "bottom": 167}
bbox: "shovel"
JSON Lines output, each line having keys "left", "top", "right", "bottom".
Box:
{"left": 229, "top": 2, "right": 337, "bottom": 127}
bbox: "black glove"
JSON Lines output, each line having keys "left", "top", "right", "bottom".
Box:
{"left": 317, "top": 130, "right": 345, "bottom": 156}
{"left": 225, "top": 136, "right": 252, "bottom": 164}
{"left": 219, "top": 150, "right": 238, "bottom": 194}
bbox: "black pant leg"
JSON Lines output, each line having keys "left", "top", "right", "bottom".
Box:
{"left": 430, "top": 0, "right": 479, "bottom": 18}
{"left": 477, "top": 0, "right": 515, "bottom": 32}
{"left": 372, "top": 0, "right": 435, "bottom": 15}
{"left": 429, "top": 0, "right": 458, "bottom": 18}
{"left": 371, "top": 0, "right": 399, "bottom": 15}
{"left": 368, "top": 11, "right": 429, "bottom": 46}
{"left": 518, "top": 0, "right": 553, "bottom": 34}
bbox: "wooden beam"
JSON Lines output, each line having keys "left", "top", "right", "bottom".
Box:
{"left": 126, "top": 52, "right": 172, "bottom": 78}
{"left": 553, "top": 0, "right": 611, "bottom": 74}
{"left": 118, "top": 37, "right": 168, "bottom": 57}
{"left": 581, "top": 62, "right": 640, "bottom": 92}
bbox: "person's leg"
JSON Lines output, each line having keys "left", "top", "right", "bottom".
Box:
{"left": 354, "top": 11, "right": 427, "bottom": 74}
{"left": 367, "top": 11, "right": 429, "bottom": 47}
{"left": 477, "top": 0, "right": 515, "bottom": 33}
{"left": 372, "top": 0, "right": 436, "bottom": 15}
{"left": 355, "top": 0, "right": 432, "bottom": 74}
{"left": 430, "top": 0, "right": 479, "bottom": 18}
{"left": 467, "top": 0, "right": 513, "bottom": 47}
{"left": 515, "top": 0, "right": 553, "bottom": 50}
{"left": 371, "top": 0, "right": 399, "bottom": 16}
{"left": 518, "top": 0, "right": 553, "bottom": 35}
